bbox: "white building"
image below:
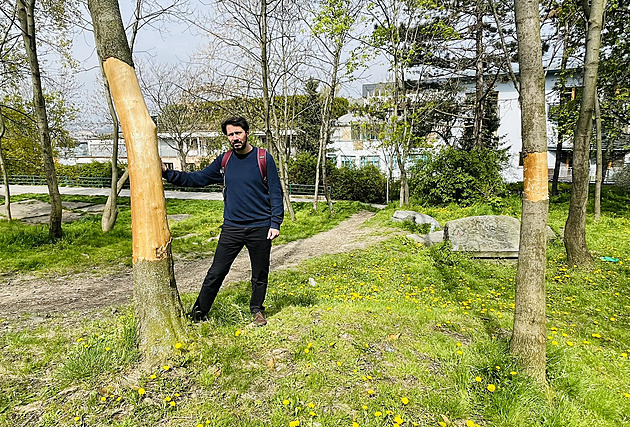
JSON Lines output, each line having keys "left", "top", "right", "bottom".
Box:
{"left": 329, "top": 73, "right": 629, "bottom": 183}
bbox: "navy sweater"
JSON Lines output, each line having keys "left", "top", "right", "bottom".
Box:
{"left": 163, "top": 147, "right": 284, "bottom": 229}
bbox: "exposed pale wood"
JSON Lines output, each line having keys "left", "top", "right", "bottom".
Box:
{"left": 103, "top": 57, "right": 170, "bottom": 262}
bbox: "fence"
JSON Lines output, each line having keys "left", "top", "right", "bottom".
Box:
{"left": 8, "top": 175, "right": 330, "bottom": 196}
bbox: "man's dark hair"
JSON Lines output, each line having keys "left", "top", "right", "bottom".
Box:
{"left": 221, "top": 116, "right": 249, "bottom": 135}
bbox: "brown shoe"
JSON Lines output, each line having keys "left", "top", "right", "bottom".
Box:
{"left": 253, "top": 311, "right": 267, "bottom": 326}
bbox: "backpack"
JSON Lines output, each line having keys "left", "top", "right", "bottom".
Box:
{"left": 220, "top": 147, "right": 268, "bottom": 188}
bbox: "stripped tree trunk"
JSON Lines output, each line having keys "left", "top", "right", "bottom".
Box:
{"left": 87, "top": 0, "right": 187, "bottom": 367}
{"left": 510, "top": 0, "right": 550, "bottom": 384}
{"left": 101, "top": 60, "right": 122, "bottom": 233}
{"left": 17, "top": 0, "right": 62, "bottom": 238}
{"left": 565, "top": 0, "right": 606, "bottom": 266}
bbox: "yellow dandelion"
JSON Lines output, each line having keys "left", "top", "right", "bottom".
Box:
{"left": 150, "top": 374, "right": 156, "bottom": 379}
{"left": 174, "top": 393, "right": 180, "bottom": 397}
{"left": 487, "top": 384, "right": 496, "bottom": 392}
{"left": 567, "top": 341, "right": 574, "bottom": 346}
{"left": 289, "top": 420, "right": 300, "bottom": 427}
{"left": 439, "top": 422, "right": 447, "bottom": 427}
{"left": 621, "top": 353, "right": 628, "bottom": 358}
{"left": 624, "top": 393, "right": 630, "bottom": 399}
{"left": 394, "top": 415, "right": 403, "bottom": 423}
{"left": 138, "top": 388, "right": 146, "bottom": 395}
{"left": 353, "top": 423, "right": 359, "bottom": 427}
{"left": 105, "top": 347, "right": 111, "bottom": 351}
{"left": 308, "top": 402, "right": 315, "bottom": 408}
{"left": 304, "top": 348, "right": 310, "bottom": 354}
{"left": 475, "top": 376, "right": 482, "bottom": 382}
{"left": 197, "top": 424, "right": 204, "bottom": 427}
{"left": 74, "top": 417, "right": 80, "bottom": 421}
{"left": 174, "top": 342, "right": 183, "bottom": 349}
{"left": 552, "top": 340, "right": 558, "bottom": 346}
{"left": 592, "top": 333, "right": 601, "bottom": 339}
{"left": 169, "top": 401, "right": 176, "bottom": 407}
{"left": 100, "top": 396, "right": 106, "bottom": 402}
{"left": 282, "top": 399, "right": 290, "bottom": 405}
{"left": 510, "top": 371, "right": 517, "bottom": 376}
{"left": 401, "top": 397, "right": 409, "bottom": 405}
{"left": 162, "top": 365, "right": 170, "bottom": 371}
{"left": 374, "top": 411, "right": 382, "bottom": 417}
{"left": 309, "top": 411, "right": 316, "bottom": 417}
{"left": 466, "top": 420, "right": 475, "bottom": 427}
{"left": 235, "top": 329, "right": 243, "bottom": 337}
{"left": 456, "top": 350, "right": 463, "bottom": 355}
{"left": 165, "top": 396, "right": 172, "bottom": 402}
{"left": 362, "top": 405, "right": 368, "bottom": 410}
{"left": 367, "top": 389, "right": 375, "bottom": 395}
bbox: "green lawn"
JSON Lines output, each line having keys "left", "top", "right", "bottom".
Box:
{"left": 0, "top": 187, "right": 628, "bottom": 426}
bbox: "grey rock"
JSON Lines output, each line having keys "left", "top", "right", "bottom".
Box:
{"left": 406, "top": 230, "right": 444, "bottom": 246}
{"left": 392, "top": 210, "right": 440, "bottom": 232}
{"left": 445, "top": 215, "right": 520, "bottom": 258}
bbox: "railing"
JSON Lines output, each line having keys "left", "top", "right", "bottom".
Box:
{"left": 7, "top": 175, "right": 331, "bottom": 196}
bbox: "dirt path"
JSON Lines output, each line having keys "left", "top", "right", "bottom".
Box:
{"left": 0, "top": 211, "right": 402, "bottom": 318}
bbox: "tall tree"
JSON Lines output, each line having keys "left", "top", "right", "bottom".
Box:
{"left": 87, "top": 0, "right": 187, "bottom": 366}
{"left": 510, "top": 0, "right": 550, "bottom": 384}
{"left": 564, "top": 0, "right": 607, "bottom": 267}
{"left": 308, "top": 0, "right": 360, "bottom": 213}
{"left": 17, "top": 0, "right": 62, "bottom": 238}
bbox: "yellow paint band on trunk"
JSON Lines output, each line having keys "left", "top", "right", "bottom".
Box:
{"left": 523, "top": 151, "right": 549, "bottom": 202}
{"left": 102, "top": 57, "right": 171, "bottom": 262}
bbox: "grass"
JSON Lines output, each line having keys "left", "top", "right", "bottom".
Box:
{"left": 0, "top": 186, "right": 629, "bottom": 426}
{"left": 0, "top": 195, "right": 367, "bottom": 274}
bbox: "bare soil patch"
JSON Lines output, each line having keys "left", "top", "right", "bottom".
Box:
{"left": 0, "top": 211, "right": 402, "bottom": 318}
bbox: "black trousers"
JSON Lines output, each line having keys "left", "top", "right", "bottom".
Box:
{"left": 193, "top": 226, "right": 272, "bottom": 316}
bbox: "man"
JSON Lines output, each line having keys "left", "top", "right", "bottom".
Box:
{"left": 161, "top": 116, "right": 284, "bottom": 326}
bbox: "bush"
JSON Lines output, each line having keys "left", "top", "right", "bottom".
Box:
{"left": 288, "top": 153, "right": 387, "bottom": 203}
{"left": 409, "top": 147, "right": 507, "bottom": 205}
{"left": 55, "top": 161, "right": 123, "bottom": 179}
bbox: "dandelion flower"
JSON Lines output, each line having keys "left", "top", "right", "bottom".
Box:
{"left": 592, "top": 333, "right": 601, "bottom": 339}
{"left": 150, "top": 374, "right": 156, "bottom": 379}
{"left": 401, "top": 397, "right": 409, "bottom": 405}
{"left": 235, "top": 329, "right": 243, "bottom": 337}
{"left": 169, "top": 401, "right": 176, "bottom": 407}
{"left": 165, "top": 396, "right": 172, "bottom": 402}
{"left": 304, "top": 348, "right": 310, "bottom": 354}
{"left": 289, "top": 420, "right": 300, "bottom": 427}
{"left": 487, "top": 384, "right": 496, "bottom": 392}
{"left": 197, "top": 424, "right": 204, "bottom": 427}
{"left": 567, "top": 341, "right": 574, "bottom": 346}
{"left": 362, "top": 405, "right": 368, "bottom": 410}
{"left": 100, "top": 396, "right": 106, "bottom": 402}
{"left": 162, "top": 365, "right": 170, "bottom": 371}
{"left": 439, "top": 422, "right": 447, "bottom": 427}
{"left": 174, "top": 342, "right": 183, "bottom": 349}
{"left": 475, "top": 376, "right": 482, "bottom": 382}
{"left": 394, "top": 415, "right": 403, "bottom": 423}
{"left": 510, "top": 371, "right": 517, "bottom": 376}
{"left": 456, "top": 350, "right": 463, "bottom": 355}
{"left": 138, "top": 388, "right": 146, "bottom": 395}
{"left": 309, "top": 411, "right": 316, "bottom": 417}
{"left": 367, "top": 389, "right": 375, "bottom": 395}
{"left": 282, "top": 399, "right": 290, "bottom": 405}
{"left": 352, "top": 423, "right": 359, "bottom": 427}
{"left": 374, "top": 411, "right": 382, "bottom": 417}
{"left": 466, "top": 420, "right": 475, "bottom": 427}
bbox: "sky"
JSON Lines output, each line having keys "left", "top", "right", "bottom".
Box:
{"left": 69, "top": 1, "right": 389, "bottom": 130}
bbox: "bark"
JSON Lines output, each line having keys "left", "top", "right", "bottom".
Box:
{"left": 0, "top": 110, "right": 10, "bottom": 220}
{"left": 510, "top": 0, "right": 550, "bottom": 384}
{"left": 551, "top": 22, "right": 570, "bottom": 196}
{"left": 565, "top": 0, "right": 606, "bottom": 266}
{"left": 88, "top": 0, "right": 187, "bottom": 367}
{"left": 260, "top": 0, "right": 294, "bottom": 221}
{"left": 17, "top": 0, "right": 62, "bottom": 238}
{"left": 594, "top": 94, "right": 602, "bottom": 221}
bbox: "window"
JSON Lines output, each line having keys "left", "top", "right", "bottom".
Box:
{"left": 164, "top": 162, "right": 174, "bottom": 170}
{"left": 360, "top": 156, "right": 380, "bottom": 167}
{"left": 341, "top": 155, "right": 356, "bottom": 168}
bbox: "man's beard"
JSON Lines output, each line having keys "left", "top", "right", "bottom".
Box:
{"left": 231, "top": 135, "right": 248, "bottom": 150}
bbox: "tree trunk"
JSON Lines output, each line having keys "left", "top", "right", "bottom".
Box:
{"left": 17, "top": 0, "right": 62, "bottom": 239}
{"left": 510, "top": 0, "right": 550, "bottom": 385}
{"left": 0, "top": 110, "right": 10, "bottom": 220}
{"left": 551, "top": 23, "right": 571, "bottom": 197}
{"left": 565, "top": 0, "right": 606, "bottom": 267}
{"left": 88, "top": 0, "right": 187, "bottom": 367}
{"left": 594, "top": 94, "right": 602, "bottom": 221}
{"left": 473, "top": 1, "right": 485, "bottom": 149}
{"left": 259, "top": 0, "right": 294, "bottom": 221}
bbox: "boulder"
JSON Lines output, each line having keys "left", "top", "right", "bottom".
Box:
{"left": 392, "top": 210, "right": 440, "bottom": 232}
{"left": 406, "top": 230, "right": 444, "bottom": 246}
{"left": 444, "top": 215, "right": 520, "bottom": 258}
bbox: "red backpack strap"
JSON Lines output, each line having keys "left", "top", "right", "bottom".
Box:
{"left": 257, "top": 147, "right": 268, "bottom": 185}
{"left": 221, "top": 150, "right": 233, "bottom": 173}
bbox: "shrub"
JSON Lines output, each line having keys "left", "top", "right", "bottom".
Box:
{"left": 55, "top": 161, "right": 123, "bottom": 179}
{"left": 409, "top": 147, "right": 507, "bottom": 205}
